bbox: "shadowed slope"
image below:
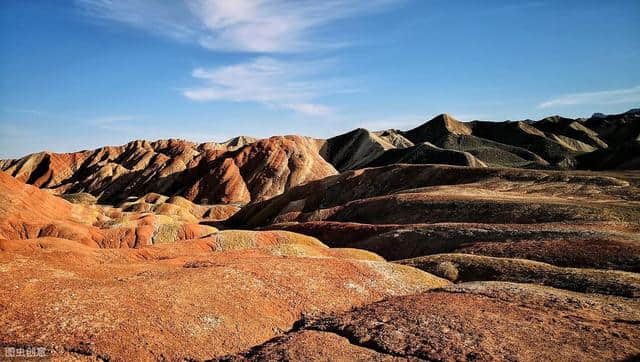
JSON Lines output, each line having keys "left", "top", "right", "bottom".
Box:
{"left": 400, "top": 253, "right": 640, "bottom": 297}
{"left": 366, "top": 141, "right": 487, "bottom": 168}
{"left": 320, "top": 112, "right": 635, "bottom": 171}
{"left": 229, "top": 164, "right": 640, "bottom": 273}
{"left": 229, "top": 164, "right": 640, "bottom": 228}
{"left": 317, "top": 128, "right": 405, "bottom": 172}
{"left": 1, "top": 110, "right": 637, "bottom": 209}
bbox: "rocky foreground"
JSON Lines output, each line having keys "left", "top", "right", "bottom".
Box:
{"left": 1, "top": 110, "right": 639, "bottom": 361}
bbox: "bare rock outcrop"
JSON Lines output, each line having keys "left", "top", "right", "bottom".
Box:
{"left": 0, "top": 234, "right": 448, "bottom": 360}
{"left": 0, "top": 136, "right": 337, "bottom": 205}
{"left": 219, "top": 282, "right": 640, "bottom": 361}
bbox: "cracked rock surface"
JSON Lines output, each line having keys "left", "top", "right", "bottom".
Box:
{"left": 218, "top": 282, "right": 640, "bottom": 361}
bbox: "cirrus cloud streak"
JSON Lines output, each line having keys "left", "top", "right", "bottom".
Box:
{"left": 539, "top": 85, "right": 640, "bottom": 108}
{"left": 183, "top": 57, "right": 355, "bottom": 115}
{"left": 75, "top": 0, "right": 397, "bottom": 53}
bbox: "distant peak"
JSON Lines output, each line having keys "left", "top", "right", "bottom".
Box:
{"left": 403, "top": 113, "right": 471, "bottom": 144}
{"left": 429, "top": 113, "right": 470, "bottom": 135}
{"left": 431, "top": 113, "right": 458, "bottom": 122}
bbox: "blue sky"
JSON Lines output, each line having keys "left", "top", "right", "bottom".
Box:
{"left": 1, "top": 0, "right": 639, "bottom": 158}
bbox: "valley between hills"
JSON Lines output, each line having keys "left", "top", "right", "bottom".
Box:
{"left": 1, "top": 110, "right": 639, "bottom": 360}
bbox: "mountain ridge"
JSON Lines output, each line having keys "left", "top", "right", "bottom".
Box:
{"left": 1, "top": 109, "right": 638, "bottom": 206}
{"left": 1, "top": 110, "right": 639, "bottom": 360}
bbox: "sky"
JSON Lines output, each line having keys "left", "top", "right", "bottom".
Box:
{"left": 1, "top": 0, "right": 639, "bottom": 158}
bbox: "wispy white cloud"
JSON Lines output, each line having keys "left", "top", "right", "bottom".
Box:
{"left": 75, "top": 0, "right": 395, "bottom": 53}
{"left": 2, "top": 108, "right": 60, "bottom": 118}
{"left": 283, "top": 103, "right": 333, "bottom": 116}
{"left": 539, "top": 85, "right": 640, "bottom": 108}
{"left": 89, "top": 115, "right": 139, "bottom": 132}
{"left": 183, "top": 57, "right": 344, "bottom": 115}
{"left": 188, "top": 0, "right": 396, "bottom": 52}
{"left": 74, "top": 0, "right": 198, "bottom": 41}
{"left": 75, "top": 0, "right": 398, "bottom": 115}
